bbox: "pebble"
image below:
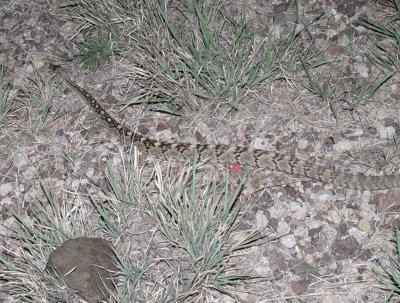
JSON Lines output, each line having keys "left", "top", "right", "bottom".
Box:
{"left": 333, "top": 139, "right": 355, "bottom": 153}
{"left": 297, "top": 138, "right": 308, "bottom": 150}
{"left": 349, "top": 227, "right": 368, "bottom": 243}
{"left": 322, "top": 294, "right": 340, "bottom": 303}
{"left": 323, "top": 226, "right": 338, "bottom": 244}
{"left": 0, "top": 183, "right": 13, "bottom": 197}
{"left": 277, "top": 221, "right": 291, "bottom": 235}
{"left": 354, "top": 62, "right": 369, "bottom": 78}
{"left": 287, "top": 120, "right": 301, "bottom": 132}
{"left": 71, "top": 179, "right": 82, "bottom": 191}
{"left": 112, "top": 156, "right": 122, "bottom": 166}
{"left": 308, "top": 220, "right": 323, "bottom": 229}
{"left": 294, "top": 226, "right": 308, "bottom": 238}
{"left": 280, "top": 234, "right": 297, "bottom": 248}
{"left": 0, "top": 217, "right": 16, "bottom": 235}
{"left": 253, "top": 137, "right": 269, "bottom": 149}
{"left": 390, "top": 83, "right": 399, "bottom": 93}
{"left": 0, "top": 197, "right": 14, "bottom": 207}
{"left": 316, "top": 193, "right": 332, "bottom": 203}
{"left": 22, "top": 166, "right": 36, "bottom": 179}
{"left": 358, "top": 219, "right": 371, "bottom": 233}
{"left": 255, "top": 210, "right": 268, "bottom": 229}
{"left": 377, "top": 125, "right": 396, "bottom": 139}
{"left": 294, "top": 206, "right": 308, "bottom": 220}
{"left": 290, "top": 201, "right": 302, "bottom": 211}
{"left": 14, "top": 153, "right": 29, "bottom": 168}
{"left": 86, "top": 167, "right": 95, "bottom": 177}
{"left": 327, "top": 210, "right": 342, "bottom": 224}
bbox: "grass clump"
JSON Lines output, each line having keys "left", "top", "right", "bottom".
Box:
{"left": 76, "top": 34, "right": 124, "bottom": 68}
{"left": 0, "top": 185, "right": 96, "bottom": 302}
{"left": 374, "top": 229, "right": 400, "bottom": 302}
{"left": 1, "top": 148, "right": 265, "bottom": 302}
{"left": 151, "top": 164, "right": 265, "bottom": 300}
{"left": 18, "top": 67, "right": 63, "bottom": 133}
{"left": 125, "top": 1, "right": 324, "bottom": 111}
{"left": 0, "top": 65, "right": 14, "bottom": 125}
{"left": 59, "top": 0, "right": 323, "bottom": 113}
{"left": 357, "top": 0, "right": 400, "bottom": 73}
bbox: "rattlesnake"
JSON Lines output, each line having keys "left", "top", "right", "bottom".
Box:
{"left": 57, "top": 69, "right": 400, "bottom": 190}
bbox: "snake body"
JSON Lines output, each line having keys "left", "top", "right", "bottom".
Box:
{"left": 59, "top": 71, "right": 400, "bottom": 190}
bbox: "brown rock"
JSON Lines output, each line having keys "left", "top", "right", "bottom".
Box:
{"left": 291, "top": 279, "right": 310, "bottom": 295}
{"left": 46, "top": 237, "right": 118, "bottom": 303}
{"left": 331, "top": 236, "right": 361, "bottom": 260}
{"left": 371, "top": 188, "right": 400, "bottom": 213}
{"left": 289, "top": 259, "right": 319, "bottom": 278}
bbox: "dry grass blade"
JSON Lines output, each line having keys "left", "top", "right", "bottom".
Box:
{"left": 0, "top": 185, "right": 94, "bottom": 302}
{"left": 150, "top": 163, "right": 266, "bottom": 300}
{"left": 0, "top": 65, "right": 14, "bottom": 125}
{"left": 66, "top": 0, "right": 321, "bottom": 113}
{"left": 17, "top": 67, "right": 63, "bottom": 133}
{"left": 357, "top": 4, "right": 400, "bottom": 73}
{"left": 373, "top": 229, "right": 400, "bottom": 302}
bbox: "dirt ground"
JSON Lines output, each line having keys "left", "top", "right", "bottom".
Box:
{"left": 1, "top": 0, "right": 400, "bottom": 302}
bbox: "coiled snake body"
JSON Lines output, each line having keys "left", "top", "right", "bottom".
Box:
{"left": 59, "top": 70, "right": 400, "bottom": 190}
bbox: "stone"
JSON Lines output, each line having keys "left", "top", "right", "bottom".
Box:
{"left": 331, "top": 236, "right": 361, "bottom": 260}
{"left": 46, "top": 237, "right": 118, "bottom": 303}
{"left": 0, "top": 183, "right": 13, "bottom": 197}
{"left": 333, "top": 139, "right": 354, "bottom": 153}
{"left": 358, "top": 218, "right": 371, "bottom": 233}
{"left": 280, "top": 234, "right": 297, "bottom": 249}
{"left": 291, "top": 279, "right": 310, "bottom": 295}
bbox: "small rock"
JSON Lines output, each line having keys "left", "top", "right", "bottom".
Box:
{"left": 354, "top": 62, "right": 369, "bottom": 78}
{"left": 269, "top": 23, "right": 282, "bottom": 40}
{"left": 14, "top": 153, "right": 29, "bottom": 168}
{"left": 308, "top": 225, "right": 323, "bottom": 237}
{"left": 253, "top": 137, "right": 269, "bottom": 149}
{"left": 287, "top": 120, "right": 301, "bottom": 132}
{"left": 156, "top": 122, "right": 168, "bottom": 132}
{"left": 376, "top": 125, "right": 396, "bottom": 139}
{"left": 289, "top": 259, "right": 319, "bottom": 278}
{"left": 297, "top": 139, "right": 308, "bottom": 150}
{"left": 371, "top": 188, "right": 400, "bottom": 213}
{"left": 366, "top": 126, "right": 377, "bottom": 135}
{"left": 291, "top": 279, "right": 310, "bottom": 295}
{"left": 293, "top": 226, "right": 307, "bottom": 238}
{"left": 268, "top": 217, "right": 279, "bottom": 232}
{"left": 277, "top": 221, "right": 291, "bottom": 235}
{"left": 308, "top": 220, "right": 323, "bottom": 229}
{"left": 326, "top": 45, "right": 347, "bottom": 56}
{"left": 0, "top": 183, "right": 13, "bottom": 197}
{"left": 272, "top": 253, "right": 288, "bottom": 272}
{"left": 322, "top": 137, "right": 335, "bottom": 152}
{"left": 358, "top": 219, "right": 371, "bottom": 233}
{"left": 255, "top": 210, "right": 268, "bottom": 229}
{"left": 257, "top": 191, "right": 274, "bottom": 208}
{"left": 280, "top": 234, "right": 297, "bottom": 249}
{"left": 294, "top": 206, "right": 308, "bottom": 220}
{"left": 321, "top": 226, "right": 338, "bottom": 245}
{"left": 331, "top": 236, "right": 361, "bottom": 260}
{"left": 23, "top": 166, "right": 37, "bottom": 179}
{"left": 349, "top": 227, "right": 368, "bottom": 243}
{"left": 327, "top": 210, "right": 342, "bottom": 224}
{"left": 137, "top": 124, "right": 149, "bottom": 135}
{"left": 333, "top": 139, "right": 355, "bottom": 153}
{"left": 323, "top": 294, "right": 340, "bottom": 303}
{"left": 316, "top": 193, "right": 332, "bottom": 204}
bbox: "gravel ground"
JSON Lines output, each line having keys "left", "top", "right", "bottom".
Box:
{"left": 1, "top": 0, "right": 400, "bottom": 302}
